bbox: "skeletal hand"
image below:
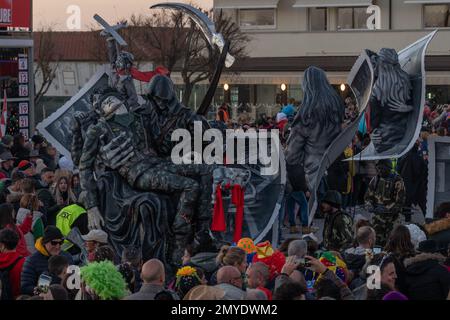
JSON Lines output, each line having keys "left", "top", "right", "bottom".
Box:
{"left": 100, "top": 132, "right": 135, "bottom": 170}
{"left": 87, "top": 206, "right": 104, "bottom": 230}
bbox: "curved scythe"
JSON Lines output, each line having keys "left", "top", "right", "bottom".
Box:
{"left": 150, "top": 2, "right": 235, "bottom": 115}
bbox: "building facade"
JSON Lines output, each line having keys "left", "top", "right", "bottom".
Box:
{"left": 213, "top": 0, "right": 450, "bottom": 105}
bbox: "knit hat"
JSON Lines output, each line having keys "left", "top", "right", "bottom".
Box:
{"left": 417, "top": 239, "right": 439, "bottom": 253}
{"left": 58, "top": 156, "right": 74, "bottom": 171}
{"left": 17, "top": 160, "right": 33, "bottom": 171}
{"left": 405, "top": 224, "right": 427, "bottom": 250}
{"left": 80, "top": 260, "right": 127, "bottom": 300}
{"left": 382, "top": 291, "right": 408, "bottom": 301}
{"left": 42, "top": 226, "right": 64, "bottom": 244}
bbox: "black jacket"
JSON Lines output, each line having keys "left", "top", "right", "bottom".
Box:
{"left": 20, "top": 244, "right": 73, "bottom": 295}
{"left": 403, "top": 253, "right": 450, "bottom": 300}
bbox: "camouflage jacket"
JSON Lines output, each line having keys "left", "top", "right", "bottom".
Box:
{"left": 364, "top": 173, "right": 406, "bottom": 215}
{"left": 323, "top": 210, "right": 354, "bottom": 251}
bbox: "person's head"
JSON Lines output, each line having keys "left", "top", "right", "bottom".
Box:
{"left": 245, "top": 262, "right": 269, "bottom": 289}
{"left": 217, "top": 265, "right": 243, "bottom": 290}
{"left": 302, "top": 234, "right": 319, "bottom": 256}
{"left": 273, "top": 281, "right": 306, "bottom": 300}
{"left": 48, "top": 255, "right": 69, "bottom": 278}
{"left": 93, "top": 246, "right": 115, "bottom": 263}
{"left": 175, "top": 266, "right": 202, "bottom": 299}
{"left": 32, "top": 134, "right": 45, "bottom": 148}
{"left": 10, "top": 170, "right": 25, "bottom": 191}
{"left": 117, "top": 263, "right": 136, "bottom": 292}
{"left": 376, "top": 160, "right": 392, "bottom": 178}
{"left": 0, "top": 202, "right": 15, "bottom": 227}
{"left": 20, "top": 178, "right": 35, "bottom": 194}
{"left": 121, "top": 246, "right": 142, "bottom": 270}
{"left": 287, "top": 240, "right": 308, "bottom": 259}
{"left": 320, "top": 190, "right": 342, "bottom": 212}
{"left": 0, "top": 228, "right": 19, "bottom": 252}
{"left": 20, "top": 193, "right": 40, "bottom": 211}
{"left": 13, "top": 134, "right": 25, "bottom": 147}
{"left": 71, "top": 173, "right": 80, "bottom": 188}
{"left": 0, "top": 151, "right": 15, "bottom": 170}
{"left": 141, "top": 259, "right": 165, "bottom": 285}
{"left": 57, "top": 176, "right": 69, "bottom": 193}
{"left": 315, "top": 278, "right": 341, "bottom": 300}
{"left": 385, "top": 225, "right": 415, "bottom": 256}
{"left": 17, "top": 160, "right": 35, "bottom": 177}
{"left": 300, "top": 66, "right": 345, "bottom": 128}
{"left": 42, "top": 226, "right": 65, "bottom": 256}
{"left": 40, "top": 168, "right": 55, "bottom": 187}
{"left": 40, "top": 284, "right": 68, "bottom": 300}
{"left": 216, "top": 245, "right": 247, "bottom": 273}
{"left": 374, "top": 255, "right": 397, "bottom": 291}
{"left": 435, "top": 202, "right": 450, "bottom": 219}
{"left": 243, "top": 289, "right": 268, "bottom": 300}
{"left": 357, "top": 226, "right": 376, "bottom": 249}
{"left": 82, "top": 230, "right": 109, "bottom": 254}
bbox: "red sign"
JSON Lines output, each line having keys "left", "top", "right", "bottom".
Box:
{"left": 0, "top": 0, "right": 31, "bottom": 29}
{"left": 0, "top": 0, "right": 12, "bottom": 25}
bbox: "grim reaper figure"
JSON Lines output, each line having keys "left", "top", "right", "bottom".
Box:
{"left": 77, "top": 87, "right": 214, "bottom": 266}
{"left": 369, "top": 48, "right": 413, "bottom": 153}
{"left": 285, "top": 66, "right": 345, "bottom": 192}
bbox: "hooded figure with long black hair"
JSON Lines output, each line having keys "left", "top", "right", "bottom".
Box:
{"left": 369, "top": 48, "right": 413, "bottom": 153}
{"left": 285, "top": 66, "right": 345, "bottom": 192}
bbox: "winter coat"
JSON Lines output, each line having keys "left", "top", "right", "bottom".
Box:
{"left": 343, "top": 246, "right": 367, "bottom": 274}
{"left": 0, "top": 251, "right": 25, "bottom": 299}
{"left": 3, "top": 215, "right": 32, "bottom": 258}
{"left": 16, "top": 208, "right": 45, "bottom": 255}
{"left": 404, "top": 252, "right": 450, "bottom": 300}
{"left": 20, "top": 238, "right": 73, "bottom": 295}
{"left": 424, "top": 217, "right": 450, "bottom": 252}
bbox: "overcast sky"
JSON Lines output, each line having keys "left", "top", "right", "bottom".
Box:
{"left": 33, "top": 0, "right": 213, "bottom": 31}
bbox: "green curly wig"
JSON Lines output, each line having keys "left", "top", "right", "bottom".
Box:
{"left": 80, "top": 261, "right": 127, "bottom": 300}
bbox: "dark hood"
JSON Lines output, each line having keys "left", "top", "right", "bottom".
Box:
{"left": 404, "top": 253, "right": 446, "bottom": 275}
{"left": 190, "top": 252, "right": 218, "bottom": 273}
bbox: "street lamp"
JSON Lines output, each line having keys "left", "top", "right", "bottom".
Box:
{"left": 340, "top": 84, "right": 346, "bottom": 92}
{"left": 224, "top": 83, "right": 230, "bottom": 91}
{"left": 281, "top": 83, "right": 287, "bottom": 92}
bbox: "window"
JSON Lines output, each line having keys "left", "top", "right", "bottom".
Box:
{"left": 424, "top": 5, "right": 450, "bottom": 28}
{"left": 309, "top": 7, "right": 327, "bottom": 31}
{"left": 239, "top": 9, "right": 276, "bottom": 29}
{"left": 62, "top": 71, "right": 76, "bottom": 86}
{"left": 337, "top": 7, "right": 370, "bottom": 30}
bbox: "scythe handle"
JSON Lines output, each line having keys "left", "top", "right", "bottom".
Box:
{"left": 197, "top": 40, "right": 231, "bottom": 116}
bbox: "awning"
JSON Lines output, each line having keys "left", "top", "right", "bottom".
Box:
{"left": 293, "top": 0, "right": 372, "bottom": 8}
{"left": 215, "top": 0, "right": 280, "bottom": 9}
{"left": 404, "top": 1, "right": 450, "bottom": 4}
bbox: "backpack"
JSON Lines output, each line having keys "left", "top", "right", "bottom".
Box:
{"left": 0, "top": 257, "right": 22, "bottom": 300}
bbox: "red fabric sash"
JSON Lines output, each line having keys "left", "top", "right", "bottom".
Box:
{"left": 116, "top": 66, "right": 169, "bottom": 83}
{"left": 211, "top": 184, "right": 245, "bottom": 242}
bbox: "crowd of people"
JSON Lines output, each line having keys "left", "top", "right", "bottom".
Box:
{"left": 0, "top": 94, "right": 449, "bottom": 301}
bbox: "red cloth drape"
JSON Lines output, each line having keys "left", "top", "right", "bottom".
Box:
{"left": 211, "top": 184, "right": 226, "bottom": 232}
{"left": 231, "top": 184, "right": 245, "bottom": 243}
{"left": 116, "top": 66, "right": 169, "bottom": 83}
{"left": 211, "top": 184, "right": 245, "bottom": 242}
